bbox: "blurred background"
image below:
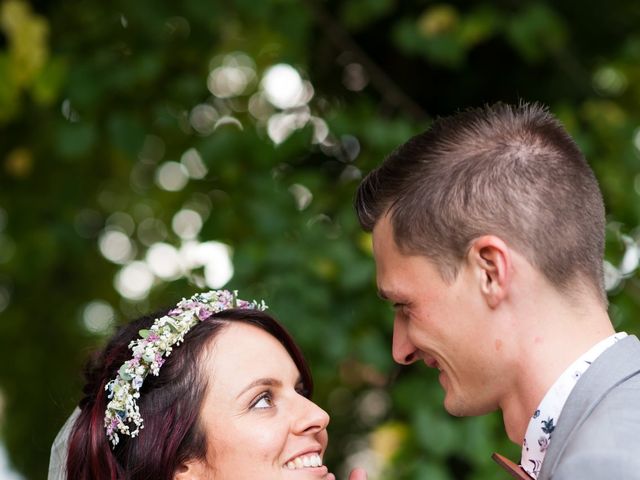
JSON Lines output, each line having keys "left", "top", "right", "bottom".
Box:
{"left": 1, "top": 0, "right": 640, "bottom": 478}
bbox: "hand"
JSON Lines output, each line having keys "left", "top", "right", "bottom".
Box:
{"left": 326, "top": 468, "right": 368, "bottom": 480}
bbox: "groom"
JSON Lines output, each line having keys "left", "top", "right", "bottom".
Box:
{"left": 352, "top": 102, "right": 640, "bottom": 478}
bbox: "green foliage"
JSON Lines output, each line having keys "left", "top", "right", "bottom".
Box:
{"left": 340, "top": 0, "right": 395, "bottom": 31}
{"left": 1, "top": 0, "right": 640, "bottom": 479}
{"left": 505, "top": 3, "right": 568, "bottom": 62}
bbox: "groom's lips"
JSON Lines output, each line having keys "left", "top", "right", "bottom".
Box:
{"left": 423, "top": 356, "right": 440, "bottom": 369}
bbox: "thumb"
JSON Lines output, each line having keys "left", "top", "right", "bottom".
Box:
{"left": 348, "top": 468, "right": 368, "bottom": 480}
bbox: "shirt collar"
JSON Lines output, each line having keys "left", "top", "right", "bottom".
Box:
{"left": 520, "top": 331, "right": 627, "bottom": 478}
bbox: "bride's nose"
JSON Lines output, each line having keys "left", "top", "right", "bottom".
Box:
{"left": 292, "top": 396, "right": 330, "bottom": 435}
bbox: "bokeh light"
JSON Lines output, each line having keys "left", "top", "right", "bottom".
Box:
{"left": 183, "top": 192, "right": 212, "bottom": 220}
{"left": 203, "top": 242, "right": 234, "bottom": 288}
{"left": 356, "top": 389, "right": 391, "bottom": 426}
{"left": 82, "top": 300, "right": 116, "bottom": 335}
{"left": 61, "top": 98, "right": 79, "bottom": 122}
{"left": 261, "top": 64, "right": 313, "bottom": 110}
{"left": 181, "top": 148, "right": 208, "bottom": 179}
{"left": 165, "top": 16, "right": 190, "bottom": 38}
{"left": 155, "top": 161, "right": 189, "bottom": 191}
{"left": 289, "top": 183, "right": 313, "bottom": 210}
{"left": 115, "top": 261, "right": 155, "bottom": 300}
{"left": 620, "top": 236, "right": 640, "bottom": 276}
{"left": 189, "top": 104, "right": 218, "bottom": 135}
{"left": 633, "top": 127, "right": 640, "bottom": 153}
{"left": 0, "top": 442, "right": 23, "bottom": 480}
{"left": 172, "top": 209, "right": 203, "bottom": 240}
{"left": 137, "top": 217, "right": 168, "bottom": 247}
{"left": 593, "top": 66, "right": 627, "bottom": 96}
{"left": 106, "top": 212, "right": 135, "bottom": 236}
{"left": 145, "top": 243, "right": 182, "bottom": 280}
{"left": 180, "top": 240, "right": 234, "bottom": 288}
{"left": 267, "top": 110, "right": 310, "bottom": 145}
{"left": 604, "top": 260, "right": 622, "bottom": 291}
{"left": 341, "top": 134, "right": 361, "bottom": 161}
{"left": 248, "top": 92, "right": 274, "bottom": 121}
{"left": 214, "top": 115, "right": 243, "bottom": 131}
{"left": 98, "top": 228, "right": 135, "bottom": 264}
{"left": 310, "top": 117, "right": 329, "bottom": 144}
{"left": 342, "top": 63, "right": 369, "bottom": 92}
{"left": 207, "top": 52, "right": 256, "bottom": 98}
{"left": 341, "top": 443, "right": 381, "bottom": 480}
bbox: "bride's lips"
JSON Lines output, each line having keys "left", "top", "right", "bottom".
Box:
{"left": 283, "top": 448, "right": 326, "bottom": 471}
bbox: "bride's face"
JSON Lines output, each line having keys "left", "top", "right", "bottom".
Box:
{"left": 196, "top": 322, "right": 330, "bottom": 479}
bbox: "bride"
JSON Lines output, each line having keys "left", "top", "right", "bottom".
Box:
{"left": 48, "top": 290, "right": 366, "bottom": 480}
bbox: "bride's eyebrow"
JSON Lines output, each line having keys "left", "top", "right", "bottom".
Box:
{"left": 236, "top": 378, "right": 282, "bottom": 399}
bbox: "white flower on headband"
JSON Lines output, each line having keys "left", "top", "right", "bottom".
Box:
{"left": 104, "top": 290, "right": 267, "bottom": 446}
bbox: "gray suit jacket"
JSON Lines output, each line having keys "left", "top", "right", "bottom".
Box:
{"left": 538, "top": 335, "right": 640, "bottom": 479}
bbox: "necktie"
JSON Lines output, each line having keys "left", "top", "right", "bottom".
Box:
{"left": 492, "top": 453, "right": 534, "bottom": 479}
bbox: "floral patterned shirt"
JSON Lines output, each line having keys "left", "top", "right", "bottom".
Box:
{"left": 520, "top": 331, "right": 628, "bottom": 478}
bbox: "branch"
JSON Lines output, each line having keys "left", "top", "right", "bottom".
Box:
{"left": 303, "top": 0, "right": 430, "bottom": 122}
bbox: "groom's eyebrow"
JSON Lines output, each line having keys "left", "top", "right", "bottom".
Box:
{"left": 236, "top": 378, "right": 282, "bottom": 399}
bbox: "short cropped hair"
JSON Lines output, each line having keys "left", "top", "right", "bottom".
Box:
{"left": 355, "top": 102, "right": 606, "bottom": 304}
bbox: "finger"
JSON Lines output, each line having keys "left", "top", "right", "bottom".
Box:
{"left": 349, "top": 467, "right": 368, "bottom": 480}
{"left": 326, "top": 473, "right": 336, "bottom": 480}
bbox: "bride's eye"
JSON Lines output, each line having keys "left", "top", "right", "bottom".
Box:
{"left": 251, "top": 392, "right": 274, "bottom": 409}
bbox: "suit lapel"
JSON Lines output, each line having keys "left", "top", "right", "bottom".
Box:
{"left": 538, "top": 335, "right": 640, "bottom": 479}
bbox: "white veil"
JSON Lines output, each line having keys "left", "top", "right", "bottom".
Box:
{"left": 47, "top": 408, "right": 80, "bottom": 480}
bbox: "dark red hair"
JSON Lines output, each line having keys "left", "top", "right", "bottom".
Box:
{"left": 66, "top": 307, "right": 313, "bottom": 480}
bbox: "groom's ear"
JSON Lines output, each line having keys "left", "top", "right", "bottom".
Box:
{"left": 173, "top": 458, "right": 211, "bottom": 480}
{"left": 467, "top": 235, "right": 511, "bottom": 309}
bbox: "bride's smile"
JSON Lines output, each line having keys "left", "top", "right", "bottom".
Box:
{"left": 190, "top": 321, "right": 331, "bottom": 479}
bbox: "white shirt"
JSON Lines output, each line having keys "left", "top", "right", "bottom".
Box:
{"left": 520, "top": 332, "right": 628, "bottom": 478}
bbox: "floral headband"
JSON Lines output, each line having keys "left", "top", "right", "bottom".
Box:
{"left": 104, "top": 290, "right": 268, "bottom": 447}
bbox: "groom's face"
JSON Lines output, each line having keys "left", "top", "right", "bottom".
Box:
{"left": 372, "top": 214, "right": 503, "bottom": 417}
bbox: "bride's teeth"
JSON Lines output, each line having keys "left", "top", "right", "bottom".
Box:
{"left": 285, "top": 454, "right": 323, "bottom": 470}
